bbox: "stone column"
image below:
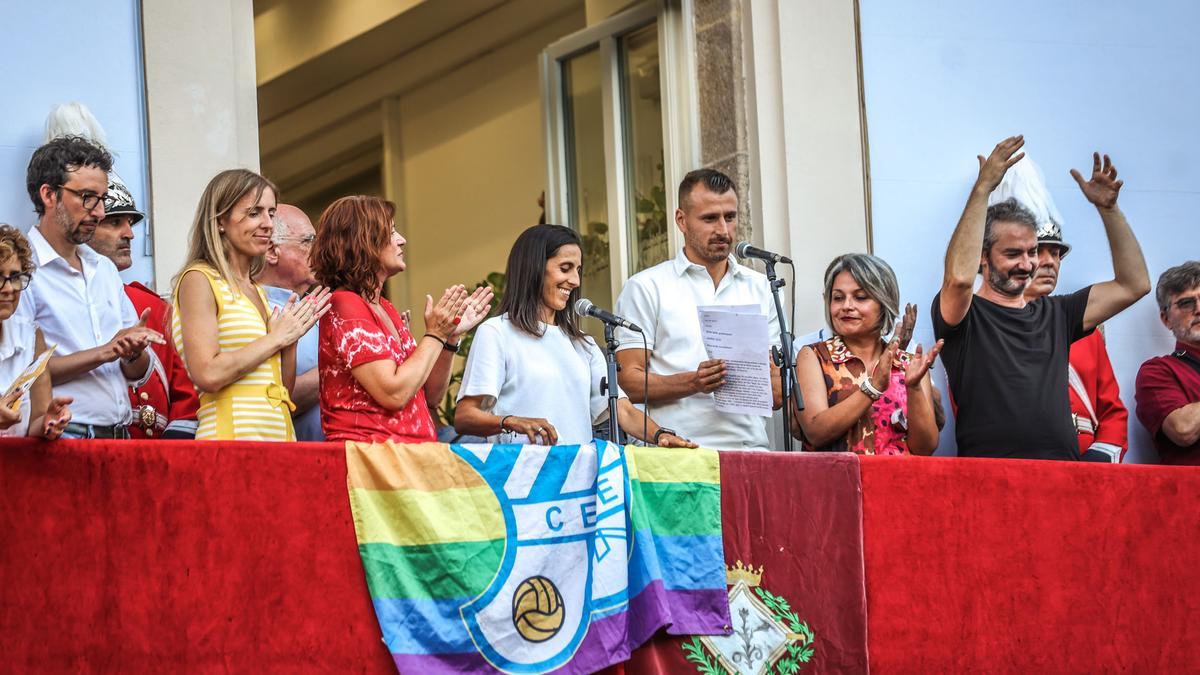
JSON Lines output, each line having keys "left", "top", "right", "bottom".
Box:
{"left": 692, "top": 0, "right": 756, "bottom": 244}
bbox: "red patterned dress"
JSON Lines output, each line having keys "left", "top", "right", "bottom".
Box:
{"left": 803, "top": 335, "right": 912, "bottom": 455}
{"left": 318, "top": 290, "right": 437, "bottom": 443}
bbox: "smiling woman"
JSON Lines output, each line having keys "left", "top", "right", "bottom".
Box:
{"left": 454, "top": 224, "right": 694, "bottom": 449}
{"left": 170, "top": 169, "right": 331, "bottom": 441}
{"left": 794, "top": 253, "right": 942, "bottom": 456}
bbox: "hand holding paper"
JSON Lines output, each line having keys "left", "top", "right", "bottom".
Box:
{"left": 697, "top": 305, "right": 773, "bottom": 417}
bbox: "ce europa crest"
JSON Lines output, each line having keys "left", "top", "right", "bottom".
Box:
{"left": 682, "top": 561, "right": 816, "bottom": 675}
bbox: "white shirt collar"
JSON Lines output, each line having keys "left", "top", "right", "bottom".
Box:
{"left": 28, "top": 225, "right": 101, "bottom": 270}
{"left": 670, "top": 247, "right": 745, "bottom": 278}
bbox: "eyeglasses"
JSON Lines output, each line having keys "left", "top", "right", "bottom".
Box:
{"left": 0, "top": 272, "right": 32, "bottom": 291}
{"left": 1166, "top": 295, "right": 1200, "bottom": 314}
{"left": 276, "top": 234, "right": 315, "bottom": 248}
{"left": 59, "top": 185, "right": 107, "bottom": 211}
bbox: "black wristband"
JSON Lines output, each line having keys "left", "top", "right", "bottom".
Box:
{"left": 424, "top": 334, "right": 447, "bottom": 347}
{"left": 442, "top": 340, "right": 460, "bottom": 354}
{"left": 499, "top": 415, "right": 513, "bottom": 432}
{"left": 653, "top": 427, "right": 676, "bottom": 445}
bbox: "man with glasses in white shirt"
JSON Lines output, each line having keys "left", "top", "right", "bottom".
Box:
{"left": 18, "top": 136, "right": 164, "bottom": 439}
{"left": 255, "top": 204, "right": 323, "bottom": 441}
{"left": 614, "top": 169, "right": 781, "bottom": 450}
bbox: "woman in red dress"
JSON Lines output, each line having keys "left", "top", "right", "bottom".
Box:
{"left": 309, "top": 196, "right": 492, "bottom": 442}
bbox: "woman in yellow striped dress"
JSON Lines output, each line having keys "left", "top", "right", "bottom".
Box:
{"left": 172, "top": 169, "right": 331, "bottom": 441}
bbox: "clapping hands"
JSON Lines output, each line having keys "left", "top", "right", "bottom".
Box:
{"left": 424, "top": 285, "right": 494, "bottom": 340}
{"left": 40, "top": 396, "right": 72, "bottom": 440}
{"left": 269, "top": 286, "right": 332, "bottom": 346}
{"left": 453, "top": 286, "right": 494, "bottom": 337}
{"left": 109, "top": 308, "right": 166, "bottom": 362}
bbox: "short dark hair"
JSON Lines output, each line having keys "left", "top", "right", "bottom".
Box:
{"left": 983, "top": 198, "right": 1037, "bottom": 254}
{"left": 1155, "top": 261, "right": 1200, "bottom": 311}
{"left": 26, "top": 136, "right": 113, "bottom": 216}
{"left": 678, "top": 168, "right": 737, "bottom": 210}
{"left": 499, "top": 224, "right": 587, "bottom": 341}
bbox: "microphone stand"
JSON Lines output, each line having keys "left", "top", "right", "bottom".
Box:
{"left": 600, "top": 322, "right": 621, "bottom": 444}
{"left": 765, "top": 260, "right": 803, "bottom": 451}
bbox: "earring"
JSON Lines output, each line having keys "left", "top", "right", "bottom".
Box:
{"left": 219, "top": 227, "right": 225, "bottom": 233}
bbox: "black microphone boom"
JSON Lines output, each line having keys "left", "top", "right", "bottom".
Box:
{"left": 735, "top": 241, "right": 792, "bottom": 264}
{"left": 575, "top": 298, "right": 643, "bottom": 333}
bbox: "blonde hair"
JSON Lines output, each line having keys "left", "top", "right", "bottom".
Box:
{"left": 176, "top": 169, "right": 278, "bottom": 296}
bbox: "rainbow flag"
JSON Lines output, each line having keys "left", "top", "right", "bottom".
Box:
{"left": 346, "top": 440, "right": 729, "bottom": 674}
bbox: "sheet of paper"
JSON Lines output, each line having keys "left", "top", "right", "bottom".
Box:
{"left": 3, "top": 343, "right": 56, "bottom": 411}
{"left": 697, "top": 308, "right": 773, "bottom": 417}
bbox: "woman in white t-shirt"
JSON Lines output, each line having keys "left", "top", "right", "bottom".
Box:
{"left": 455, "top": 224, "right": 695, "bottom": 448}
{"left": 0, "top": 225, "right": 72, "bottom": 439}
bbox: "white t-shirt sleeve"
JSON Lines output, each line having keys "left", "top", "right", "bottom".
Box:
{"left": 614, "top": 275, "right": 656, "bottom": 352}
{"left": 457, "top": 321, "right": 505, "bottom": 402}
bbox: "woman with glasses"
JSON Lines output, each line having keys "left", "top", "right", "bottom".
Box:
{"left": 454, "top": 224, "right": 696, "bottom": 448}
{"left": 309, "top": 196, "right": 492, "bottom": 443}
{"left": 0, "top": 225, "right": 72, "bottom": 439}
{"left": 172, "top": 170, "right": 332, "bottom": 441}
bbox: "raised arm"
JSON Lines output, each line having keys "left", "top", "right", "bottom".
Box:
{"left": 940, "top": 135, "right": 1026, "bottom": 327}
{"left": 1073, "top": 153, "right": 1151, "bottom": 332}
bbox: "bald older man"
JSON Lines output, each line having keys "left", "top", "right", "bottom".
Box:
{"left": 256, "top": 204, "right": 322, "bottom": 440}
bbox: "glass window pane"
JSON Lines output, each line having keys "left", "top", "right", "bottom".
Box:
{"left": 561, "top": 48, "right": 613, "bottom": 333}
{"left": 619, "top": 23, "right": 667, "bottom": 275}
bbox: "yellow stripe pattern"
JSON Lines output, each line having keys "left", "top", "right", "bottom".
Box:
{"left": 172, "top": 264, "right": 294, "bottom": 441}
{"left": 627, "top": 447, "right": 721, "bottom": 485}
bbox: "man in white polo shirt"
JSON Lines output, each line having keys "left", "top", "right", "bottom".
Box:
{"left": 19, "top": 136, "right": 163, "bottom": 439}
{"left": 614, "top": 169, "right": 781, "bottom": 450}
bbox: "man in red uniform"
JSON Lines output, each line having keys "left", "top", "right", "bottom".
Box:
{"left": 1135, "top": 262, "right": 1200, "bottom": 464}
{"left": 92, "top": 178, "right": 199, "bottom": 438}
{"left": 1022, "top": 217, "right": 1129, "bottom": 462}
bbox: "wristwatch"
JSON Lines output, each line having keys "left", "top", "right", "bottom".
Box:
{"left": 443, "top": 340, "right": 460, "bottom": 353}
{"left": 653, "top": 427, "right": 677, "bottom": 445}
{"left": 859, "top": 378, "right": 884, "bottom": 401}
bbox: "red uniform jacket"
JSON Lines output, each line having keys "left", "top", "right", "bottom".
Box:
{"left": 124, "top": 282, "right": 199, "bottom": 438}
{"left": 1068, "top": 329, "right": 1128, "bottom": 460}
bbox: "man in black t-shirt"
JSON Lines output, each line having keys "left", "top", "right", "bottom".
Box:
{"left": 934, "top": 136, "right": 1150, "bottom": 459}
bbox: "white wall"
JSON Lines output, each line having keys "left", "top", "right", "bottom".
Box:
{"left": 0, "top": 1, "right": 154, "bottom": 285}
{"left": 860, "top": 1, "right": 1200, "bottom": 462}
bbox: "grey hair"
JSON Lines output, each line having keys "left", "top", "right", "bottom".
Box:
{"left": 823, "top": 253, "right": 901, "bottom": 336}
{"left": 1155, "top": 261, "right": 1200, "bottom": 311}
{"left": 983, "top": 198, "right": 1037, "bottom": 254}
{"left": 44, "top": 102, "right": 108, "bottom": 148}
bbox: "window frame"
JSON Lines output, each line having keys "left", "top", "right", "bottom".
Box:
{"left": 541, "top": 0, "right": 698, "bottom": 302}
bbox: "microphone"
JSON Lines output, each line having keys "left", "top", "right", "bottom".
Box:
{"left": 575, "top": 298, "right": 643, "bottom": 333}
{"left": 735, "top": 241, "right": 792, "bottom": 264}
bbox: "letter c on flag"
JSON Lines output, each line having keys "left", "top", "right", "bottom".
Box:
{"left": 545, "top": 505, "right": 563, "bottom": 532}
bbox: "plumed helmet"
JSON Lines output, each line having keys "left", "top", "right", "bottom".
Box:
{"left": 988, "top": 152, "right": 1071, "bottom": 257}
{"left": 102, "top": 176, "right": 145, "bottom": 226}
